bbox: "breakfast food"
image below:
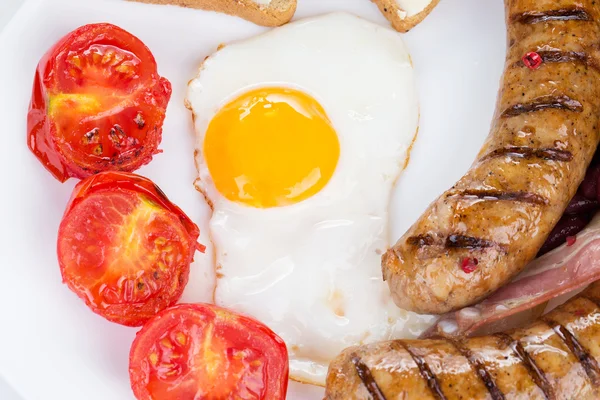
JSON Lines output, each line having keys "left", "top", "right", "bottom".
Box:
{"left": 425, "top": 214, "right": 600, "bottom": 338}
{"left": 130, "top": 0, "right": 296, "bottom": 27}
{"left": 421, "top": 155, "right": 600, "bottom": 338}
{"left": 129, "top": 303, "right": 289, "bottom": 399}
{"left": 537, "top": 150, "right": 600, "bottom": 255}
{"left": 383, "top": 0, "right": 600, "bottom": 314}
{"left": 27, "top": 23, "right": 172, "bottom": 182}
{"left": 372, "top": 0, "right": 441, "bottom": 32}
{"left": 57, "top": 171, "right": 202, "bottom": 326}
{"left": 326, "top": 280, "right": 600, "bottom": 399}
{"left": 186, "top": 12, "right": 434, "bottom": 385}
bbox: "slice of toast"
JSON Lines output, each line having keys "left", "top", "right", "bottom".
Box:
{"left": 129, "top": 0, "right": 297, "bottom": 27}
{"left": 372, "top": 0, "right": 440, "bottom": 32}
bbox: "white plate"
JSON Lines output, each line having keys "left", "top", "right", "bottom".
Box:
{"left": 0, "top": 0, "right": 505, "bottom": 398}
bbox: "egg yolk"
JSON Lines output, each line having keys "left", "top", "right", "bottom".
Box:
{"left": 204, "top": 87, "right": 340, "bottom": 208}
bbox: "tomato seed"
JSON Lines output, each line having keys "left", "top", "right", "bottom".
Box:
{"left": 134, "top": 112, "right": 146, "bottom": 128}
{"left": 82, "top": 128, "right": 100, "bottom": 144}
{"left": 102, "top": 50, "right": 115, "bottom": 65}
{"left": 68, "top": 55, "right": 82, "bottom": 69}
{"left": 176, "top": 332, "right": 186, "bottom": 346}
{"left": 122, "top": 136, "right": 140, "bottom": 148}
{"left": 109, "top": 125, "right": 125, "bottom": 145}
{"left": 114, "top": 124, "right": 126, "bottom": 136}
{"left": 148, "top": 352, "right": 158, "bottom": 366}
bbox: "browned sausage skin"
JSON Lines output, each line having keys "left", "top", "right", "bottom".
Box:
{"left": 325, "top": 282, "right": 600, "bottom": 399}
{"left": 382, "top": 0, "right": 600, "bottom": 314}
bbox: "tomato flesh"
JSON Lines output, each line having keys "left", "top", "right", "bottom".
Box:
{"left": 129, "top": 304, "right": 289, "bottom": 400}
{"left": 57, "top": 172, "right": 201, "bottom": 326}
{"left": 28, "top": 23, "right": 172, "bottom": 182}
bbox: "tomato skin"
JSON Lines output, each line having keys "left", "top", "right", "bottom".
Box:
{"left": 129, "top": 304, "right": 289, "bottom": 400}
{"left": 64, "top": 171, "right": 201, "bottom": 237}
{"left": 57, "top": 172, "right": 202, "bottom": 326}
{"left": 28, "top": 23, "right": 172, "bottom": 182}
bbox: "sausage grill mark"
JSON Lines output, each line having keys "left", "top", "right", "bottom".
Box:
{"left": 454, "top": 189, "right": 549, "bottom": 205}
{"left": 514, "top": 50, "right": 590, "bottom": 66}
{"left": 407, "top": 189, "right": 547, "bottom": 249}
{"left": 513, "top": 51, "right": 600, "bottom": 73}
{"left": 445, "top": 234, "right": 499, "bottom": 250}
{"left": 501, "top": 95, "right": 583, "bottom": 118}
{"left": 495, "top": 333, "right": 555, "bottom": 400}
{"left": 482, "top": 147, "right": 574, "bottom": 162}
{"left": 406, "top": 233, "right": 501, "bottom": 251}
{"left": 398, "top": 341, "right": 447, "bottom": 400}
{"left": 534, "top": 51, "right": 587, "bottom": 64}
{"left": 407, "top": 233, "right": 503, "bottom": 251}
{"left": 542, "top": 318, "right": 600, "bottom": 386}
{"left": 446, "top": 339, "right": 506, "bottom": 400}
{"left": 407, "top": 234, "right": 435, "bottom": 247}
{"left": 350, "top": 355, "right": 387, "bottom": 400}
{"left": 512, "top": 8, "right": 592, "bottom": 24}
{"left": 407, "top": 188, "right": 546, "bottom": 252}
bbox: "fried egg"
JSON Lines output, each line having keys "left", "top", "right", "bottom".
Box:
{"left": 186, "top": 12, "right": 434, "bottom": 385}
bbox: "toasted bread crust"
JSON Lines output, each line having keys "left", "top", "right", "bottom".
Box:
{"left": 128, "top": 0, "right": 297, "bottom": 27}
{"left": 372, "top": 0, "right": 440, "bottom": 32}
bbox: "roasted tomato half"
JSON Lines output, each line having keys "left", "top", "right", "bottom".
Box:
{"left": 28, "top": 23, "right": 172, "bottom": 182}
{"left": 129, "top": 304, "right": 289, "bottom": 400}
{"left": 57, "top": 172, "right": 202, "bottom": 326}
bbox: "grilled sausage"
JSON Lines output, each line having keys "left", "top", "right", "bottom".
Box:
{"left": 382, "top": 0, "right": 600, "bottom": 314}
{"left": 325, "top": 281, "right": 600, "bottom": 399}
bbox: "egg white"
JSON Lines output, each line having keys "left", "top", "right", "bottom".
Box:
{"left": 186, "top": 12, "right": 434, "bottom": 385}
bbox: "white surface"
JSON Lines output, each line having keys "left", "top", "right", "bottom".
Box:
{"left": 0, "top": 0, "right": 23, "bottom": 30}
{"left": 0, "top": 0, "right": 505, "bottom": 399}
{"left": 1, "top": 2, "right": 25, "bottom": 400}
